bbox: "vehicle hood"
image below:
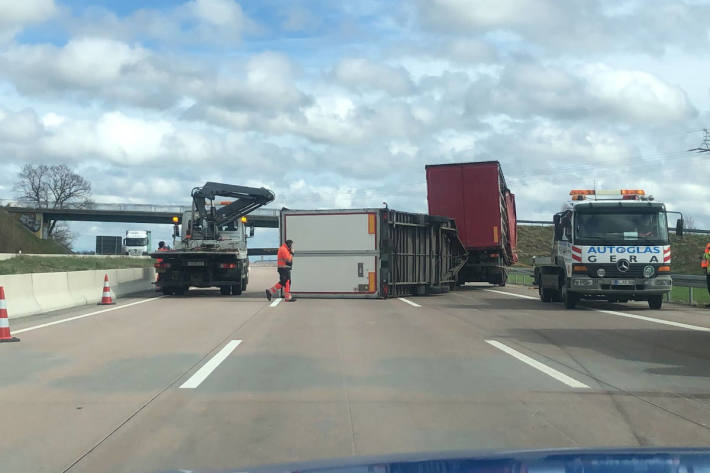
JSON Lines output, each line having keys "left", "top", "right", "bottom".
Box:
{"left": 158, "top": 447, "right": 710, "bottom": 473}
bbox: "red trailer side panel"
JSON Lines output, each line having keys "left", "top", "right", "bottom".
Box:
{"left": 426, "top": 162, "right": 502, "bottom": 250}
{"left": 505, "top": 191, "right": 518, "bottom": 263}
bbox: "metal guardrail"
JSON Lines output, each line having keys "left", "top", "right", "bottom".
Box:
{"left": 507, "top": 266, "right": 708, "bottom": 305}
{"left": 517, "top": 218, "right": 710, "bottom": 234}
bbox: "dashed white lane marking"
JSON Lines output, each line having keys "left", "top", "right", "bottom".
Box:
{"left": 485, "top": 289, "right": 538, "bottom": 300}
{"left": 270, "top": 298, "right": 282, "bottom": 307}
{"left": 13, "top": 297, "right": 164, "bottom": 334}
{"left": 180, "top": 340, "right": 242, "bottom": 389}
{"left": 486, "top": 289, "right": 710, "bottom": 332}
{"left": 485, "top": 339, "right": 590, "bottom": 389}
{"left": 398, "top": 297, "right": 421, "bottom": 308}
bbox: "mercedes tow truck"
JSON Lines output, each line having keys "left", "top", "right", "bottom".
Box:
{"left": 536, "top": 189, "right": 683, "bottom": 310}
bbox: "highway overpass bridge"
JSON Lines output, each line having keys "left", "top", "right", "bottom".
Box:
{"left": 1, "top": 201, "right": 279, "bottom": 238}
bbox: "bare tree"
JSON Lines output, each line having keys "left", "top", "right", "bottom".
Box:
{"left": 14, "top": 164, "right": 50, "bottom": 206}
{"left": 684, "top": 215, "right": 696, "bottom": 229}
{"left": 14, "top": 164, "right": 93, "bottom": 247}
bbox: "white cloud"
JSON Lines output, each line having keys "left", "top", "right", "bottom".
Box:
{"left": 282, "top": 6, "right": 320, "bottom": 32}
{"left": 55, "top": 38, "right": 149, "bottom": 87}
{"left": 333, "top": 58, "right": 415, "bottom": 96}
{"left": 0, "top": 108, "right": 42, "bottom": 142}
{"left": 583, "top": 64, "right": 695, "bottom": 125}
{"left": 188, "top": 0, "right": 246, "bottom": 27}
{"left": 0, "top": 0, "right": 56, "bottom": 41}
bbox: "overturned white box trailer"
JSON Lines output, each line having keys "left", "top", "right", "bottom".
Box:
{"left": 281, "top": 208, "right": 467, "bottom": 298}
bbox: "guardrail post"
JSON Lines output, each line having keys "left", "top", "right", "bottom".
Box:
{"left": 689, "top": 287, "right": 693, "bottom": 305}
{"left": 666, "top": 291, "right": 670, "bottom": 302}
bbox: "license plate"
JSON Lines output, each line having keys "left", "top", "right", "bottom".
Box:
{"left": 612, "top": 279, "right": 634, "bottom": 286}
{"left": 186, "top": 261, "right": 204, "bottom": 267}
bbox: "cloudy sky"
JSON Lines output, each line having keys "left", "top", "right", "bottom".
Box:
{"left": 1, "top": 0, "right": 710, "bottom": 250}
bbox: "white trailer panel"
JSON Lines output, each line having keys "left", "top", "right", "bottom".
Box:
{"left": 283, "top": 212, "right": 376, "bottom": 252}
{"left": 283, "top": 210, "right": 379, "bottom": 297}
{"left": 290, "top": 255, "right": 377, "bottom": 294}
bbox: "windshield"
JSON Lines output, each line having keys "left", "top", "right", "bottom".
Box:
{"left": 574, "top": 210, "right": 669, "bottom": 245}
{"left": 124, "top": 238, "right": 147, "bottom": 246}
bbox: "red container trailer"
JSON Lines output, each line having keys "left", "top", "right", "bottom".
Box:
{"left": 425, "top": 161, "right": 517, "bottom": 285}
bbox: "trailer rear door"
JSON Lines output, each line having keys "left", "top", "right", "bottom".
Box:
{"left": 281, "top": 211, "right": 380, "bottom": 297}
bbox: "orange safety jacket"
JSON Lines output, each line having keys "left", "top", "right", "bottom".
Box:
{"left": 277, "top": 244, "right": 293, "bottom": 268}
{"left": 703, "top": 244, "right": 710, "bottom": 269}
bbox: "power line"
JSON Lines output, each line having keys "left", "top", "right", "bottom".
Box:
{"left": 688, "top": 128, "right": 710, "bottom": 153}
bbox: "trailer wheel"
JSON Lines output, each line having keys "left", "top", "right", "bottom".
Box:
{"left": 231, "top": 284, "right": 242, "bottom": 296}
{"left": 539, "top": 285, "right": 552, "bottom": 302}
{"left": 161, "top": 287, "right": 174, "bottom": 296}
{"left": 241, "top": 277, "right": 248, "bottom": 291}
{"left": 648, "top": 295, "right": 663, "bottom": 310}
{"left": 174, "top": 286, "right": 187, "bottom": 296}
{"left": 219, "top": 286, "right": 230, "bottom": 296}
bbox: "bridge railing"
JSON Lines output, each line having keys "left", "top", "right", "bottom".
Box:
{"left": 0, "top": 200, "right": 280, "bottom": 217}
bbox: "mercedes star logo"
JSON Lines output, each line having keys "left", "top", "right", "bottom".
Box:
{"left": 616, "top": 259, "right": 630, "bottom": 273}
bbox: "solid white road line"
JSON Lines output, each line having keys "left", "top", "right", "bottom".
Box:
{"left": 486, "top": 289, "right": 710, "bottom": 332}
{"left": 180, "top": 340, "right": 242, "bottom": 389}
{"left": 593, "top": 309, "right": 710, "bottom": 332}
{"left": 13, "top": 297, "right": 164, "bottom": 334}
{"left": 270, "top": 298, "right": 282, "bottom": 307}
{"left": 485, "top": 339, "right": 590, "bottom": 389}
{"left": 485, "top": 289, "right": 538, "bottom": 300}
{"left": 398, "top": 297, "right": 421, "bottom": 308}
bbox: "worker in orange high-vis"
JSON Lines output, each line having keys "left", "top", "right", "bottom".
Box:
{"left": 266, "top": 239, "right": 295, "bottom": 302}
{"left": 703, "top": 243, "right": 710, "bottom": 302}
{"left": 155, "top": 241, "right": 169, "bottom": 291}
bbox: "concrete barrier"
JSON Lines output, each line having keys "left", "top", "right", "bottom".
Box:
{"left": 0, "top": 268, "right": 156, "bottom": 319}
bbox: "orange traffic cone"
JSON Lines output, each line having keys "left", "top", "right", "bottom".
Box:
{"left": 98, "top": 274, "right": 115, "bottom": 305}
{"left": 0, "top": 287, "right": 20, "bottom": 343}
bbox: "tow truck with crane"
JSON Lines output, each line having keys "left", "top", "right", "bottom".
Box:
{"left": 150, "top": 182, "right": 275, "bottom": 296}
{"left": 535, "top": 189, "right": 683, "bottom": 310}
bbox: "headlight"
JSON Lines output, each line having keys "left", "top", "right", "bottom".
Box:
{"left": 643, "top": 265, "right": 655, "bottom": 278}
{"left": 596, "top": 268, "right": 606, "bottom": 278}
{"left": 573, "top": 278, "right": 594, "bottom": 287}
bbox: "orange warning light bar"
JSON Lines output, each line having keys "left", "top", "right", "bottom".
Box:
{"left": 570, "top": 190, "right": 595, "bottom": 195}
{"left": 621, "top": 189, "right": 645, "bottom": 195}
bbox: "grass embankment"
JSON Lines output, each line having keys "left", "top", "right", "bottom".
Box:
{"left": 0, "top": 208, "right": 69, "bottom": 254}
{"left": 0, "top": 256, "right": 153, "bottom": 275}
{"left": 514, "top": 225, "right": 710, "bottom": 306}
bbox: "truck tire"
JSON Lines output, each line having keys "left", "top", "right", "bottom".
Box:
{"left": 648, "top": 295, "right": 663, "bottom": 310}
{"left": 539, "top": 285, "right": 552, "bottom": 303}
{"left": 219, "top": 286, "right": 230, "bottom": 296}
{"left": 231, "top": 284, "right": 242, "bottom": 295}
{"left": 241, "top": 277, "right": 248, "bottom": 291}
{"left": 161, "top": 287, "right": 174, "bottom": 296}
{"left": 174, "top": 286, "right": 187, "bottom": 296}
{"left": 498, "top": 272, "right": 507, "bottom": 287}
{"left": 562, "top": 285, "right": 578, "bottom": 309}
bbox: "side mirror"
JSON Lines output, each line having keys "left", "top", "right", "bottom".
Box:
{"left": 249, "top": 226, "right": 255, "bottom": 237}
{"left": 676, "top": 218, "right": 684, "bottom": 238}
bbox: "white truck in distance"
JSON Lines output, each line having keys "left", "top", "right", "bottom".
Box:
{"left": 536, "top": 189, "right": 683, "bottom": 310}
{"left": 123, "top": 230, "right": 151, "bottom": 256}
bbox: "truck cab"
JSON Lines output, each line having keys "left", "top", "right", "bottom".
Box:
{"left": 538, "top": 189, "right": 679, "bottom": 310}
{"left": 123, "top": 230, "right": 151, "bottom": 256}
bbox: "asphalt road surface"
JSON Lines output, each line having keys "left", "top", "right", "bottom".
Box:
{"left": 3, "top": 266, "right": 710, "bottom": 473}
